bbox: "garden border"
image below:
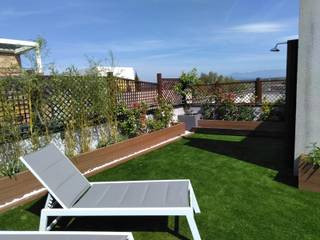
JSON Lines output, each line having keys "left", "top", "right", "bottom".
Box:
{"left": 0, "top": 123, "right": 186, "bottom": 213}
{"left": 195, "top": 120, "right": 287, "bottom": 137}
{"left": 299, "top": 159, "right": 320, "bottom": 192}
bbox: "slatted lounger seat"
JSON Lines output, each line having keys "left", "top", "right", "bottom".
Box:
{"left": 73, "top": 181, "right": 189, "bottom": 208}
{"left": 20, "top": 143, "right": 202, "bottom": 240}
{"left": 0, "top": 231, "right": 134, "bottom": 240}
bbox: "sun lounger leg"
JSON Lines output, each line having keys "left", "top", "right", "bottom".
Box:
{"left": 46, "top": 216, "right": 62, "bottom": 231}
{"left": 189, "top": 183, "right": 201, "bottom": 214}
{"left": 174, "top": 216, "right": 180, "bottom": 233}
{"left": 186, "top": 213, "right": 201, "bottom": 240}
{"left": 39, "top": 212, "right": 48, "bottom": 231}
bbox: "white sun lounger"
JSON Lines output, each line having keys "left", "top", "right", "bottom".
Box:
{"left": 0, "top": 231, "right": 134, "bottom": 240}
{"left": 20, "top": 143, "right": 201, "bottom": 240}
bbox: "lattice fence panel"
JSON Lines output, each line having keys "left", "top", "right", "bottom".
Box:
{"left": 0, "top": 76, "right": 287, "bottom": 131}
{"left": 261, "top": 80, "right": 286, "bottom": 104}
{"left": 0, "top": 87, "right": 30, "bottom": 126}
{"left": 161, "top": 79, "right": 182, "bottom": 105}
{"left": 117, "top": 78, "right": 158, "bottom": 107}
{"left": 192, "top": 84, "right": 217, "bottom": 104}
{"left": 217, "top": 82, "right": 256, "bottom": 104}
{"left": 44, "top": 88, "right": 74, "bottom": 127}
{"left": 192, "top": 82, "right": 256, "bottom": 105}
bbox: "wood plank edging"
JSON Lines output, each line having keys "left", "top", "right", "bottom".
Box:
{"left": 0, "top": 123, "right": 186, "bottom": 213}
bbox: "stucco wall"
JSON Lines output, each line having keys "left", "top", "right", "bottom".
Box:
{"left": 294, "top": 0, "right": 320, "bottom": 174}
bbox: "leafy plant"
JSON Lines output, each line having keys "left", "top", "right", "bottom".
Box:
{"left": 175, "top": 68, "right": 199, "bottom": 113}
{"left": 64, "top": 121, "right": 76, "bottom": 158}
{"left": 237, "top": 105, "right": 255, "bottom": 121}
{"left": 96, "top": 124, "right": 109, "bottom": 149}
{"left": 0, "top": 52, "right": 121, "bottom": 176}
{"left": 202, "top": 102, "right": 214, "bottom": 120}
{"left": 260, "top": 99, "right": 272, "bottom": 121}
{"left": 154, "top": 100, "right": 173, "bottom": 128}
{"left": 304, "top": 143, "right": 320, "bottom": 167}
{"left": 96, "top": 131, "right": 125, "bottom": 149}
{"left": 146, "top": 118, "right": 163, "bottom": 132}
{"left": 0, "top": 79, "right": 24, "bottom": 177}
{"left": 215, "top": 103, "right": 255, "bottom": 121}
{"left": 215, "top": 100, "right": 238, "bottom": 121}
{"left": 79, "top": 124, "right": 91, "bottom": 153}
{"left": 259, "top": 97, "right": 285, "bottom": 121}
{"left": 116, "top": 102, "right": 144, "bottom": 138}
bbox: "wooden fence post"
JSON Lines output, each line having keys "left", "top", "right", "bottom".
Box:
{"left": 255, "top": 78, "right": 262, "bottom": 104}
{"left": 157, "top": 73, "right": 163, "bottom": 100}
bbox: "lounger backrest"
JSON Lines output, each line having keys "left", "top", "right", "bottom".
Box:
{"left": 20, "top": 143, "right": 91, "bottom": 208}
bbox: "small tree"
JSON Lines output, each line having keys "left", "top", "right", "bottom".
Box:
{"left": 199, "top": 71, "right": 235, "bottom": 84}
{"left": 175, "top": 68, "right": 199, "bottom": 114}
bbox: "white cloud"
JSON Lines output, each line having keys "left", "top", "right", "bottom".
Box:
{"left": 230, "top": 22, "right": 286, "bottom": 33}
{"left": 0, "top": 8, "right": 48, "bottom": 17}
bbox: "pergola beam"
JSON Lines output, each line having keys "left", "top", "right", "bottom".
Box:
{"left": 0, "top": 38, "right": 43, "bottom": 74}
{"left": 0, "top": 38, "right": 38, "bottom": 47}
{"left": 15, "top": 46, "right": 35, "bottom": 54}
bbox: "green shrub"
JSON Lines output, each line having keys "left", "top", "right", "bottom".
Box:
{"left": 117, "top": 107, "right": 140, "bottom": 138}
{"left": 260, "top": 100, "right": 272, "bottom": 121}
{"left": 116, "top": 102, "right": 148, "bottom": 138}
{"left": 175, "top": 68, "right": 199, "bottom": 112}
{"left": 259, "top": 97, "right": 285, "bottom": 121}
{"left": 215, "top": 100, "right": 238, "bottom": 121}
{"left": 146, "top": 119, "right": 163, "bottom": 132}
{"left": 237, "top": 105, "right": 255, "bottom": 121}
{"left": 0, "top": 142, "right": 23, "bottom": 177}
{"left": 144, "top": 100, "right": 174, "bottom": 132}
{"left": 214, "top": 100, "right": 255, "bottom": 121}
{"left": 304, "top": 143, "right": 320, "bottom": 167}
{"left": 0, "top": 81, "right": 24, "bottom": 177}
{"left": 154, "top": 100, "right": 173, "bottom": 128}
{"left": 202, "top": 103, "right": 214, "bottom": 120}
{"left": 96, "top": 132, "right": 126, "bottom": 149}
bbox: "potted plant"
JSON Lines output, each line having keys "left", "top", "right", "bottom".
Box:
{"left": 299, "top": 143, "right": 320, "bottom": 192}
{"left": 175, "top": 68, "right": 201, "bottom": 130}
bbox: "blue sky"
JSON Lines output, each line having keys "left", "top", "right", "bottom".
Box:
{"left": 0, "top": 0, "right": 299, "bottom": 81}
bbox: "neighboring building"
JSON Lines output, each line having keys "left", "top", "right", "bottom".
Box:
{"left": 96, "top": 66, "right": 137, "bottom": 80}
{"left": 0, "top": 38, "right": 42, "bottom": 76}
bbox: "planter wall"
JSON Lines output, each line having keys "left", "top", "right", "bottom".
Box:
{"left": 196, "top": 120, "right": 287, "bottom": 137}
{"left": 0, "top": 123, "right": 185, "bottom": 213}
{"left": 299, "top": 160, "right": 320, "bottom": 192}
{"left": 178, "top": 114, "right": 201, "bottom": 131}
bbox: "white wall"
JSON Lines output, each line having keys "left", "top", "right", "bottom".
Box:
{"left": 294, "top": 0, "right": 320, "bottom": 174}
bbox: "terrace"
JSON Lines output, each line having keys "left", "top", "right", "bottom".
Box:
{"left": 0, "top": 43, "right": 311, "bottom": 239}
{"left": 2, "top": 1, "right": 320, "bottom": 239}
{"left": 0, "top": 133, "right": 319, "bottom": 239}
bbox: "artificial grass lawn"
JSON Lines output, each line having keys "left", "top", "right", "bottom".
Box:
{"left": 1, "top": 133, "right": 320, "bottom": 240}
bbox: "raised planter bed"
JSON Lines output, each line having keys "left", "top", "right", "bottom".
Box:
{"left": 196, "top": 120, "right": 287, "bottom": 137}
{"left": 0, "top": 123, "right": 186, "bottom": 213}
{"left": 178, "top": 114, "right": 201, "bottom": 131}
{"left": 299, "top": 159, "right": 320, "bottom": 192}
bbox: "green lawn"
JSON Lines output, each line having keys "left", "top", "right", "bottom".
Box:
{"left": 1, "top": 133, "right": 320, "bottom": 240}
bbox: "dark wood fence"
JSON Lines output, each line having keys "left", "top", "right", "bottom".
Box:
{"left": 117, "top": 78, "right": 158, "bottom": 107}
